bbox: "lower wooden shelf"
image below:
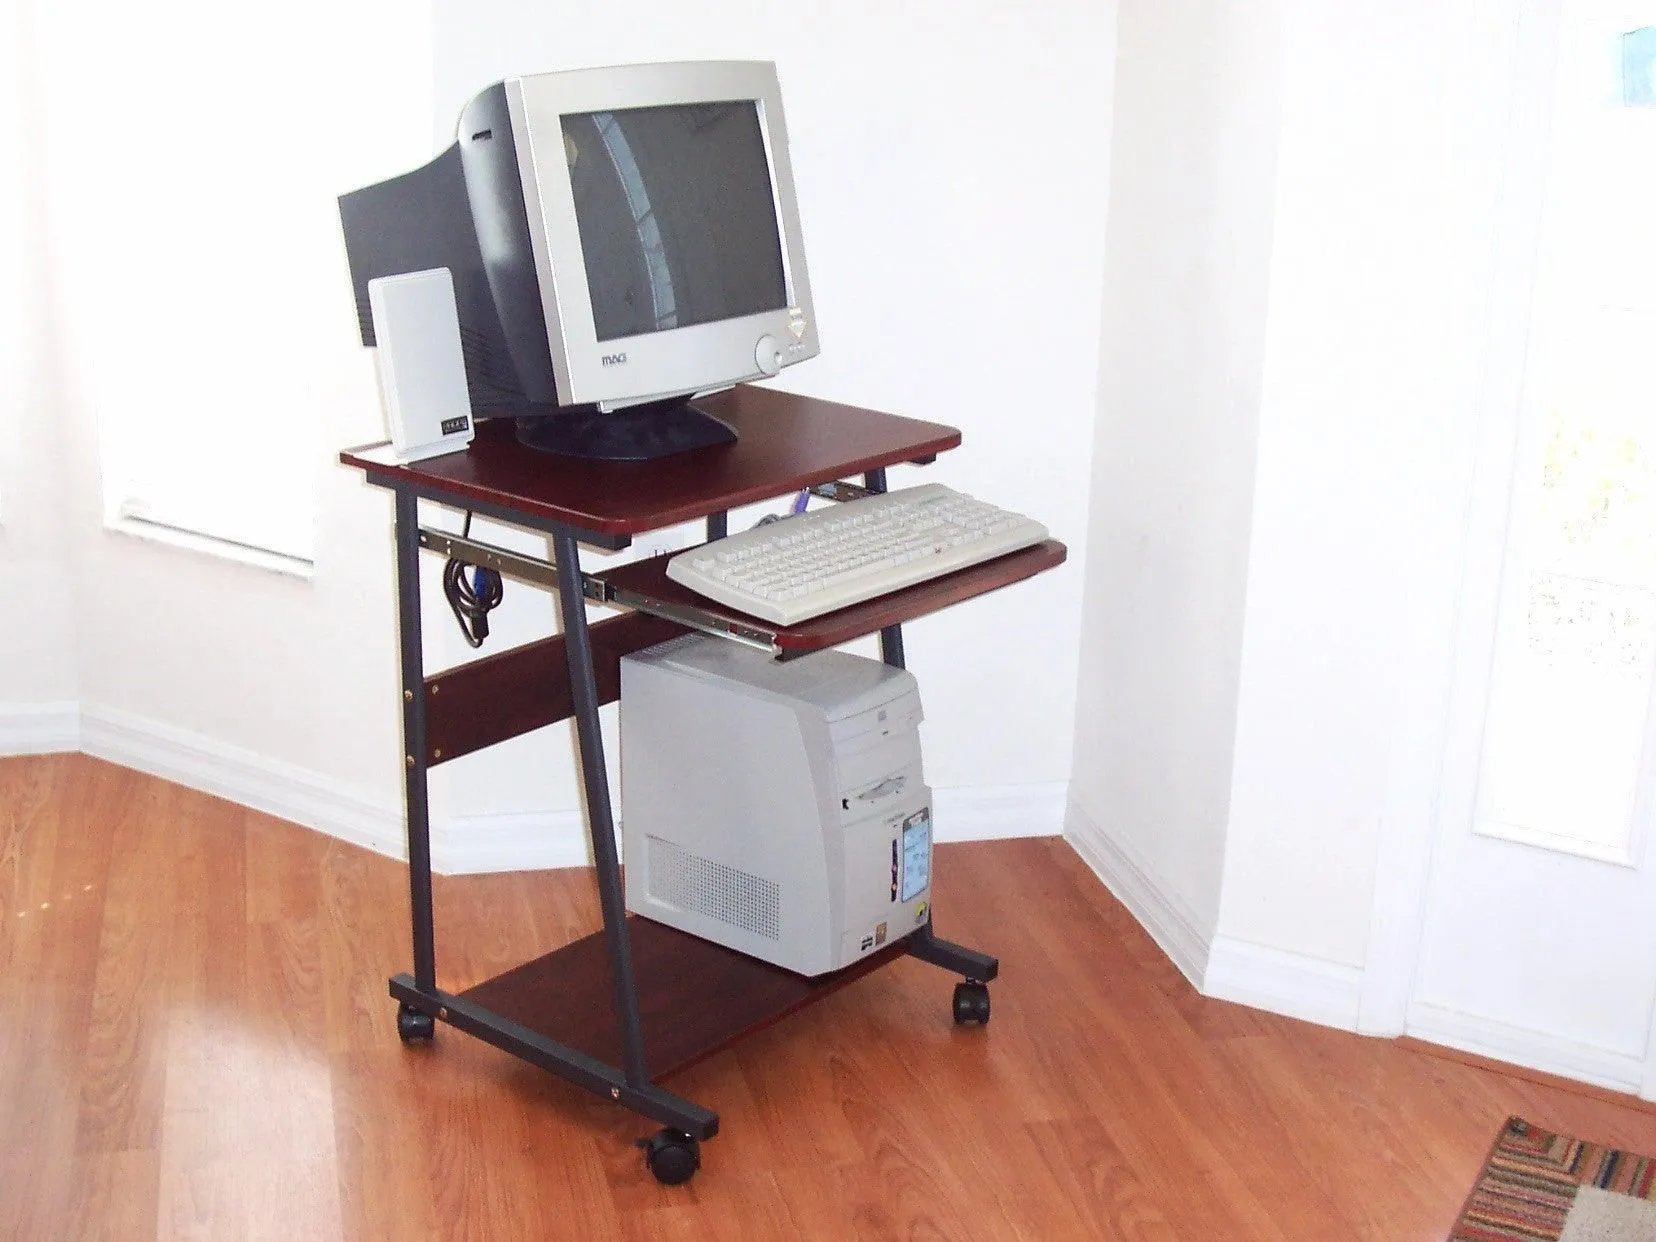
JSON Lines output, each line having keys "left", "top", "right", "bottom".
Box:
{"left": 459, "top": 916, "right": 908, "bottom": 1080}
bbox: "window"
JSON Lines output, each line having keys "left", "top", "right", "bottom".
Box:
{"left": 35, "top": 1, "right": 432, "bottom": 571}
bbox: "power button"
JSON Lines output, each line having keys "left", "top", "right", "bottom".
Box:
{"left": 754, "top": 334, "right": 782, "bottom": 377}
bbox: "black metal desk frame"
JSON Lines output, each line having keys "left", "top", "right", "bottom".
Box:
{"left": 341, "top": 388, "right": 1065, "bottom": 1171}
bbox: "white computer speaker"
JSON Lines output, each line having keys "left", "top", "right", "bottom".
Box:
{"left": 367, "top": 268, "right": 475, "bottom": 463}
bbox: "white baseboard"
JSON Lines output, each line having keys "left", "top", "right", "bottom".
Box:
{"left": 1062, "top": 798, "right": 1212, "bottom": 988}
{"left": 1204, "top": 936, "right": 1364, "bottom": 1032}
{"left": 432, "top": 810, "right": 595, "bottom": 875}
{"left": 15, "top": 697, "right": 1067, "bottom": 875}
{"left": 79, "top": 704, "right": 405, "bottom": 862}
{"left": 430, "top": 782, "right": 1070, "bottom": 876}
{"left": 1061, "top": 798, "right": 1365, "bottom": 1030}
{"left": 0, "top": 702, "right": 81, "bottom": 755}
{"left": 1407, "top": 999, "right": 1648, "bottom": 1095}
{"left": 933, "top": 781, "right": 1067, "bottom": 842}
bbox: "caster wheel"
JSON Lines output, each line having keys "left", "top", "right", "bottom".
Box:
{"left": 396, "top": 1003, "right": 435, "bottom": 1043}
{"left": 952, "top": 980, "right": 991, "bottom": 1026}
{"left": 640, "top": 1128, "right": 701, "bottom": 1185}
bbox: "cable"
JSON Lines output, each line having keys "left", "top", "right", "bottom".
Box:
{"left": 443, "top": 511, "right": 504, "bottom": 647}
{"left": 752, "top": 491, "right": 812, "bottom": 529}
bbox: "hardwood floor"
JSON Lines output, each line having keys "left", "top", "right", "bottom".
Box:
{"left": 6, "top": 752, "right": 1656, "bottom": 1241}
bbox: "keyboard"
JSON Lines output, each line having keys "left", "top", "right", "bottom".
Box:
{"left": 664, "top": 483, "right": 1049, "bottom": 625}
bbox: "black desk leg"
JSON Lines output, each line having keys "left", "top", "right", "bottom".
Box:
{"left": 706, "top": 511, "right": 727, "bottom": 542}
{"left": 907, "top": 922, "right": 999, "bottom": 982}
{"left": 393, "top": 489, "right": 438, "bottom": 993}
{"left": 862, "top": 468, "right": 1000, "bottom": 991}
{"left": 878, "top": 621, "right": 907, "bottom": 671}
{"left": 552, "top": 532, "right": 650, "bottom": 1089}
{"left": 864, "top": 468, "right": 907, "bottom": 670}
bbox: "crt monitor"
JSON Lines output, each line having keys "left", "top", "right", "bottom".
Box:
{"left": 338, "top": 61, "right": 820, "bottom": 461}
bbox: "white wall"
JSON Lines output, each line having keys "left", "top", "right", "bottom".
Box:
{"left": 0, "top": 0, "right": 438, "bottom": 851}
{"left": 426, "top": 0, "right": 1114, "bottom": 855}
{"left": 1069, "top": 0, "right": 1503, "bottom": 1030}
{"left": 0, "top": 0, "right": 78, "bottom": 749}
{"left": 1066, "top": 0, "right": 1283, "bottom": 973}
{"left": 1217, "top": 0, "right": 1484, "bottom": 973}
{"left": 9, "top": 0, "right": 1622, "bottom": 1094}
{"left": 1, "top": 0, "right": 1111, "bottom": 865}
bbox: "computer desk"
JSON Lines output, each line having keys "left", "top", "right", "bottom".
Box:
{"left": 340, "top": 383, "right": 1068, "bottom": 1179}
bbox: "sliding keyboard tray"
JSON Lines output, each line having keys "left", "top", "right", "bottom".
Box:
{"left": 592, "top": 538, "right": 1069, "bottom": 656}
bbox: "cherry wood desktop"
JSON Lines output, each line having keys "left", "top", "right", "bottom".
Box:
{"left": 340, "top": 383, "right": 1067, "bottom": 1177}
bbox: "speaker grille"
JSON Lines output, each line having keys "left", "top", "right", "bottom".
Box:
{"left": 646, "top": 836, "right": 781, "bottom": 942}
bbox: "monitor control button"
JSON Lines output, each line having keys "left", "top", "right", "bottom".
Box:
{"left": 754, "top": 334, "right": 783, "bottom": 376}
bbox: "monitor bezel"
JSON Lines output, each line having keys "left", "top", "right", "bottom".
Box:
{"left": 503, "top": 61, "right": 819, "bottom": 412}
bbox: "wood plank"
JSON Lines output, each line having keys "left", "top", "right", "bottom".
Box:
{"left": 459, "top": 917, "right": 908, "bottom": 1080}
{"left": 423, "top": 612, "right": 687, "bottom": 765}
{"left": 341, "top": 385, "right": 962, "bottom": 538}
{"left": 13, "top": 755, "right": 1656, "bottom": 1239}
{"left": 1399, "top": 1035, "right": 1656, "bottom": 1117}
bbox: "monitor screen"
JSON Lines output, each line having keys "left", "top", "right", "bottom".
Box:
{"left": 563, "top": 103, "right": 787, "bottom": 342}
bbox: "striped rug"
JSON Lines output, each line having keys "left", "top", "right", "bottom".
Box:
{"left": 1450, "top": 1117, "right": 1656, "bottom": 1241}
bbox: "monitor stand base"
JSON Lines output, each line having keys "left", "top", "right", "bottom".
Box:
{"left": 513, "top": 399, "right": 737, "bottom": 462}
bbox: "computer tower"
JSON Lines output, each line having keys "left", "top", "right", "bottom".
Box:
{"left": 620, "top": 634, "right": 933, "bottom": 977}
